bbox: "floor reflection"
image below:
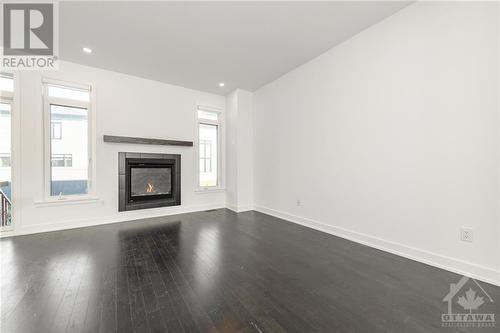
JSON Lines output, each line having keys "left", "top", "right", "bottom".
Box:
{"left": 192, "top": 226, "right": 221, "bottom": 295}
{"left": 1, "top": 240, "right": 97, "bottom": 332}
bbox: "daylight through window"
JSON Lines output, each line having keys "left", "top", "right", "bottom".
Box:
{"left": 44, "top": 82, "right": 91, "bottom": 197}
{"left": 197, "top": 109, "right": 220, "bottom": 187}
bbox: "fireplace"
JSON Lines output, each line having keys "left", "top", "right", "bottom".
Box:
{"left": 118, "top": 153, "right": 181, "bottom": 211}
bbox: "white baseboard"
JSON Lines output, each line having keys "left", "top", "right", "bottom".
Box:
{"left": 254, "top": 205, "right": 500, "bottom": 287}
{"left": 14, "top": 203, "right": 225, "bottom": 236}
{"left": 226, "top": 203, "right": 253, "bottom": 213}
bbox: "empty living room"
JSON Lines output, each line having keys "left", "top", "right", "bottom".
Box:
{"left": 1, "top": 1, "right": 500, "bottom": 332}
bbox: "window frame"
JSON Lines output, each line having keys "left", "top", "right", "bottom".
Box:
{"left": 42, "top": 78, "right": 96, "bottom": 201}
{"left": 196, "top": 105, "right": 223, "bottom": 190}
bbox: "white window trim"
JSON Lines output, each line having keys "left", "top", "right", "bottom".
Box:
{"left": 42, "top": 78, "right": 97, "bottom": 202}
{"left": 196, "top": 105, "right": 224, "bottom": 191}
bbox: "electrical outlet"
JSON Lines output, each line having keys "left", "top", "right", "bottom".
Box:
{"left": 296, "top": 199, "right": 301, "bottom": 206}
{"left": 460, "top": 228, "right": 473, "bottom": 243}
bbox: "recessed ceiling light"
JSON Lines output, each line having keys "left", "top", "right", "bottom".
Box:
{"left": 219, "top": 82, "right": 225, "bottom": 87}
{"left": 83, "top": 47, "right": 92, "bottom": 54}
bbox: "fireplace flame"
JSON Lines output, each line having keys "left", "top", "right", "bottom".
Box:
{"left": 146, "top": 183, "right": 154, "bottom": 193}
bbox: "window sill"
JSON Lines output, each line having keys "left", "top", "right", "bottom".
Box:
{"left": 194, "top": 187, "right": 225, "bottom": 194}
{"left": 34, "top": 196, "right": 99, "bottom": 207}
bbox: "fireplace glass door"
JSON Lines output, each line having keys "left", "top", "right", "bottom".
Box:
{"left": 119, "top": 153, "right": 181, "bottom": 211}
{"left": 130, "top": 166, "right": 172, "bottom": 199}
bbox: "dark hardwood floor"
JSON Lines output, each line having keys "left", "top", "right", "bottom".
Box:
{"left": 1, "top": 209, "right": 498, "bottom": 332}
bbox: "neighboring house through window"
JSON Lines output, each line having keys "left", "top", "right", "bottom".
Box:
{"left": 51, "top": 154, "right": 73, "bottom": 167}
{"left": 43, "top": 80, "right": 93, "bottom": 198}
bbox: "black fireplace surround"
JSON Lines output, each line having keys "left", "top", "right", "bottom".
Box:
{"left": 119, "top": 152, "right": 181, "bottom": 211}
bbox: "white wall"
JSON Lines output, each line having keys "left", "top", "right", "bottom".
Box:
{"left": 225, "top": 89, "right": 254, "bottom": 212}
{"left": 253, "top": 2, "right": 500, "bottom": 284}
{"left": 226, "top": 90, "right": 238, "bottom": 207}
{"left": 15, "top": 61, "right": 226, "bottom": 234}
{"left": 498, "top": 0, "right": 500, "bottom": 275}
{"left": 236, "top": 90, "right": 254, "bottom": 210}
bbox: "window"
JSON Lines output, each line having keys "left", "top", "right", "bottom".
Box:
{"left": 0, "top": 103, "right": 12, "bottom": 169}
{"left": 51, "top": 121, "right": 62, "bottom": 139}
{"left": 1, "top": 73, "right": 13, "bottom": 228}
{"left": 51, "top": 154, "right": 72, "bottom": 167}
{"left": 44, "top": 81, "right": 92, "bottom": 198}
{"left": 48, "top": 85, "right": 90, "bottom": 102}
{"left": 197, "top": 107, "right": 221, "bottom": 188}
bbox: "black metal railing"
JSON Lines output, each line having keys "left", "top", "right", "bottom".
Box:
{"left": 0, "top": 187, "right": 11, "bottom": 227}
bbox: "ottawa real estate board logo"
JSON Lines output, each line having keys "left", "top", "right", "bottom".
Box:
{"left": 1, "top": 2, "right": 58, "bottom": 70}
{"left": 442, "top": 276, "right": 495, "bottom": 328}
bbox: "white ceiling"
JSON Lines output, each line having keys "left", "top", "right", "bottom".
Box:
{"left": 60, "top": 1, "right": 411, "bottom": 95}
